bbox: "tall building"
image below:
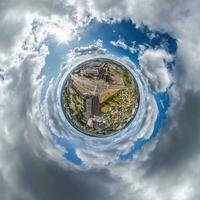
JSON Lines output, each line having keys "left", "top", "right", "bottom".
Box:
{"left": 85, "top": 96, "right": 92, "bottom": 118}
{"left": 85, "top": 95, "right": 100, "bottom": 119}
{"left": 91, "top": 95, "right": 100, "bottom": 116}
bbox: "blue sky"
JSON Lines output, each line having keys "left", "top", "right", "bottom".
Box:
{"left": 42, "top": 19, "right": 177, "bottom": 165}
{"left": 43, "top": 19, "right": 177, "bottom": 76}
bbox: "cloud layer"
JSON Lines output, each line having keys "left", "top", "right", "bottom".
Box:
{"left": 0, "top": 0, "right": 200, "bottom": 200}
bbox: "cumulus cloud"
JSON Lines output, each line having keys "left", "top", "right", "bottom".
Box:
{"left": 1, "top": 0, "right": 200, "bottom": 200}
{"left": 139, "top": 48, "right": 173, "bottom": 92}
{"left": 0, "top": 0, "right": 88, "bottom": 58}
{"left": 110, "top": 39, "right": 147, "bottom": 54}
{"left": 68, "top": 39, "right": 106, "bottom": 58}
{"left": 110, "top": 39, "right": 137, "bottom": 53}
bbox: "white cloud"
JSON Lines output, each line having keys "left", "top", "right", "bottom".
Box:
{"left": 0, "top": 1, "right": 200, "bottom": 200}
{"left": 110, "top": 39, "right": 137, "bottom": 53}
{"left": 67, "top": 39, "right": 107, "bottom": 61}
{"left": 0, "top": 0, "right": 89, "bottom": 59}
{"left": 139, "top": 48, "right": 173, "bottom": 92}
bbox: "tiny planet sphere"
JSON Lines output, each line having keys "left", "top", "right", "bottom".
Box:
{"left": 61, "top": 58, "right": 139, "bottom": 137}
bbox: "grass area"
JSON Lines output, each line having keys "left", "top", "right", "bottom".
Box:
{"left": 100, "top": 89, "right": 119, "bottom": 103}
{"left": 123, "top": 71, "right": 133, "bottom": 86}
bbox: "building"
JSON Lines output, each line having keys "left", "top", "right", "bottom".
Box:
{"left": 85, "top": 96, "right": 92, "bottom": 118}
{"left": 84, "top": 68, "right": 99, "bottom": 77}
{"left": 91, "top": 95, "right": 100, "bottom": 116}
{"left": 85, "top": 95, "right": 100, "bottom": 119}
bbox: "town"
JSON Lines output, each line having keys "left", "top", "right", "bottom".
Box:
{"left": 62, "top": 60, "right": 139, "bottom": 136}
